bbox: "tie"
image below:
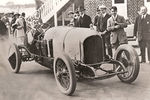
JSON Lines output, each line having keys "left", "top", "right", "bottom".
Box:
{"left": 100, "top": 16, "right": 103, "bottom": 32}
{"left": 80, "top": 16, "right": 83, "bottom": 25}
{"left": 142, "top": 15, "right": 144, "bottom": 19}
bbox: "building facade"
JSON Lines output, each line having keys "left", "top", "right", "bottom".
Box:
{"left": 30, "top": 0, "right": 150, "bottom": 27}
{"left": 84, "top": 0, "right": 146, "bottom": 23}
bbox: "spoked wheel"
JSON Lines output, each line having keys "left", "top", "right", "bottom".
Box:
{"left": 114, "top": 44, "right": 140, "bottom": 83}
{"left": 8, "top": 43, "right": 21, "bottom": 73}
{"left": 54, "top": 54, "right": 76, "bottom": 95}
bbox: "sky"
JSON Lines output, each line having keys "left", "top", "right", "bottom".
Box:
{"left": 0, "top": 0, "right": 35, "bottom": 5}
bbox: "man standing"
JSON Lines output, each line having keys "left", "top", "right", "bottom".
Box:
{"left": 134, "top": 6, "right": 150, "bottom": 63}
{"left": 107, "top": 6, "right": 128, "bottom": 49}
{"left": 93, "top": 7, "right": 101, "bottom": 31}
{"left": 21, "top": 12, "right": 27, "bottom": 33}
{"left": 67, "top": 11, "right": 74, "bottom": 26}
{"left": 0, "top": 20, "right": 8, "bottom": 37}
{"left": 96, "top": 5, "right": 112, "bottom": 58}
{"left": 1, "top": 13, "right": 10, "bottom": 25}
{"left": 78, "top": 6, "right": 92, "bottom": 28}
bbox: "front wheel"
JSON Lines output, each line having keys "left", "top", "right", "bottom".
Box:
{"left": 114, "top": 44, "right": 140, "bottom": 83}
{"left": 54, "top": 53, "right": 76, "bottom": 95}
{"left": 8, "top": 43, "right": 22, "bottom": 73}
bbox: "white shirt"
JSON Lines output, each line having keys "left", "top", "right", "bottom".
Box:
{"left": 81, "top": 14, "right": 85, "bottom": 18}
{"left": 141, "top": 14, "right": 147, "bottom": 19}
{"left": 102, "top": 13, "right": 106, "bottom": 17}
{"left": 112, "top": 15, "right": 118, "bottom": 21}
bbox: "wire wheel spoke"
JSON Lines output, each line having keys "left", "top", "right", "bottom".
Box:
{"left": 56, "top": 60, "right": 70, "bottom": 89}
{"left": 118, "top": 50, "right": 133, "bottom": 78}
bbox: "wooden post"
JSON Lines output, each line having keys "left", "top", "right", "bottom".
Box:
{"left": 54, "top": 13, "right": 58, "bottom": 26}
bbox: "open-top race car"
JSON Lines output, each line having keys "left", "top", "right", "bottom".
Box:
{"left": 8, "top": 25, "right": 140, "bottom": 95}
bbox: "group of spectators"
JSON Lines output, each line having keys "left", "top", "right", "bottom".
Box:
{"left": 0, "top": 5, "right": 149, "bottom": 63}
{"left": 0, "top": 12, "right": 27, "bottom": 45}
{"left": 68, "top": 5, "right": 150, "bottom": 63}
{"left": 68, "top": 6, "right": 127, "bottom": 59}
{"left": 68, "top": 6, "right": 92, "bottom": 28}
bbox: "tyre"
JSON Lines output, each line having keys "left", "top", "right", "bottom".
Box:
{"left": 8, "top": 43, "right": 21, "bottom": 73}
{"left": 114, "top": 44, "right": 140, "bottom": 83}
{"left": 54, "top": 53, "right": 76, "bottom": 95}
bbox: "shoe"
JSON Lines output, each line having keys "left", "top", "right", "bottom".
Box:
{"left": 140, "top": 60, "right": 146, "bottom": 63}
{"left": 140, "top": 61, "right": 146, "bottom": 63}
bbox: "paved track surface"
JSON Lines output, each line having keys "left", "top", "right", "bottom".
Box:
{"left": 0, "top": 37, "right": 150, "bottom": 100}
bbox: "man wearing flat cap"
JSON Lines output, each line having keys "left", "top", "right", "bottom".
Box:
{"left": 96, "top": 5, "right": 112, "bottom": 58}
{"left": 78, "top": 6, "right": 92, "bottom": 28}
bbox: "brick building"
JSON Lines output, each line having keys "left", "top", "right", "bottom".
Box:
{"left": 33, "top": 0, "right": 150, "bottom": 26}
{"left": 58, "top": 0, "right": 149, "bottom": 25}
{"left": 84, "top": 0, "right": 147, "bottom": 23}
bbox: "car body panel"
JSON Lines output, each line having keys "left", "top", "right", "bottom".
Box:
{"left": 44, "top": 26, "right": 103, "bottom": 62}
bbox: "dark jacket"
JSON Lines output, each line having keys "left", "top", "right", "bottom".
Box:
{"left": 97, "top": 14, "right": 111, "bottom": 32}
{"left": 134, "top": 14, "right": 150, "bottom": 41}
{"left": 74, "top": 18, "right": 80, "bottom": 27}
{"left": 79, "top": 14, "right": 92, "bottom": 28}
{"left": 93, "top": 15, "right": 99, "bottom": 31}
{"left": 0, "top": 20, "right": 7, "bottom": 36}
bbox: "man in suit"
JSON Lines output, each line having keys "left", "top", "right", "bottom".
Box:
{"left": 78, "top": 6, "right": 92, "bottom": 28}
{"left": 134, "top": 6, "right": 150, "bottom": 63}
{"left": 96, "top": 5, "right": 112, "bottom": 58}
{"left": 93, "top": 7, "right": 101, "bottom": 31}
{"left": 107, "top": 6, "right": 128, "bottom": 49}
{"left": 0, "top": 20, "right": 8, "bottom": 37}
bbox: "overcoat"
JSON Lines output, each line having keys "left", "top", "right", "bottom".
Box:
{"left": 134, "top": 14, "right": 150, "bottom": 41}
{"left": 78, "top": 14, "right": 92, "bottom": 28}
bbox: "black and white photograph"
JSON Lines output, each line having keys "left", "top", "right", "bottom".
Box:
{"left": 0, "top": 0, "right": 150, "bottom": 100}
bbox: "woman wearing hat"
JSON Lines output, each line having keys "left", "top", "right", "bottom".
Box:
{"left": 14, "top": 13, "right": 26, "bottom": 45}
{"left": 11, "top": 12, "right": 20, "bottom": 35}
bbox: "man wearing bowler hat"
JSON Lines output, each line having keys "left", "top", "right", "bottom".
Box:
{"left": 78, "top": 6, "right": 92, "bottom": 28}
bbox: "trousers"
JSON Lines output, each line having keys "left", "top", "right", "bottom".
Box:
{"left": 139, "top": 40, "right": 150, "bottom": 62}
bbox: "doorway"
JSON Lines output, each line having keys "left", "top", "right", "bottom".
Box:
{"left": 112, "top": 0, "right": 127, "bottom": 18}
{"left": 144, "top": 0, "right": 150, "bottom": 14}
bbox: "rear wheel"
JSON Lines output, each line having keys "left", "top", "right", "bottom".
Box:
{"left": 8, "top": 43, "right": 21, "bottom": 73}
{"left": 114, "top": 44, "right": 140, "bottom": 83}
{"left": 54, "top": 54, "right": 76, "bottom": 95}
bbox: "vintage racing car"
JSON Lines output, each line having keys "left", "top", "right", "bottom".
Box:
{"left": 8, "top": 25, "right": 140, "bottom": 95}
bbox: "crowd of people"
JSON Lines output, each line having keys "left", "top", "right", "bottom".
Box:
{"left": 0, "top": 12, "right": 27, "bottom": 45}
{"left": 67, "top": 6, "right": 127, "bottom": 59}
{"left": 68, "top": 5, "right": 150, "bottom": 63}
{"left": 0, "top": 5, "right": 150, "bottom": 63}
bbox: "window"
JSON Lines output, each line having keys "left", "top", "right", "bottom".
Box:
{"left": 114, "top": 0, "right": 124, "bottom": 3}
